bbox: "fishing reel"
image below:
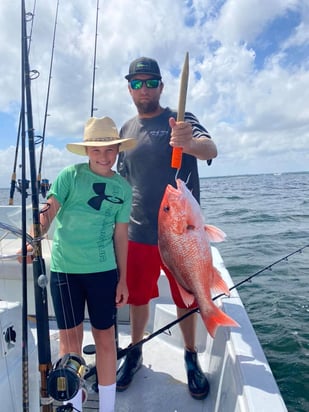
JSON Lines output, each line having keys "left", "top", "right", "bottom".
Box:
{"left": 47, "top": 353, "right": 88, "bottom": 402}
{"left": 40, "top": 178, "right": 51, "bottom": 198}
{"left": 16, "top": 178, "right": 30, "bottom": 197}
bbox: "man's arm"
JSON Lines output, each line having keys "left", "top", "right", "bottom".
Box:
{"left": 169, "top": 117, "right": 217, "bottom": 161}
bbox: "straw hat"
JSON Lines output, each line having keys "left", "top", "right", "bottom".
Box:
{"left": 66, "top": 116, "right": 136, "bottom": 156}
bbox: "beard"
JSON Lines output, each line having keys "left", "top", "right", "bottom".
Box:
{"left": 135, "top": 99, "right": 160, "bottom": 115}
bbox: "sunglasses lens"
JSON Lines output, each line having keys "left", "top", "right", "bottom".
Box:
{"left": 130, "top": 79, "right": 160, "bottom": 89}
{"left": 130, "top": 79, "right": 143, "bottom": 90}
{"left": 130, "top": 80, "right": 143, "bottom": 89}
{"left": 146, "top": 79, "right": 160, "bottom": 88}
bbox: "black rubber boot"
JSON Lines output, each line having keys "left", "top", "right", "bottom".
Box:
{"left": 116, "top": 344, "right": 143, "bottom": 392}
{"left": 184, "top": 348, "right": 210, "bottom": 400}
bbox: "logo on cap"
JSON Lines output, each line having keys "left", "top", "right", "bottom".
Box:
{"left": 136, "top": 62, "right": 148, "bottom": 69}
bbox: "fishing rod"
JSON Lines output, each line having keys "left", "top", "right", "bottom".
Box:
{"left": 8, "top": 117, "right": 21, "bottom": 205}
{"left": 8, "top": 1, "right": 37, "bottom": 205}
{"left": 113, "top": 244, "right": 309, "bottom": 359}
{"left": 90, "top": 0, "right": 100, "bottom": 117}
{"left": 83, "top": 243, "right": 309, "bottom": 362}
{"left": 20, "top": 4, "right": 30, "bottom": 409}
{"left": 21, "top": 1, "right": 53, "bottom": 410}
{"left": 37, "top": 0, "right": 60, "bottom": 198}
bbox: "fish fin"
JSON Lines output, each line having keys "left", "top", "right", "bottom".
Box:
{"left": 204, "top": 224, "right": 226, "bottom": 243}
{"left": 211, "top": 267, "right": 230, "bottom": 296}
{"left": 176, "top": 283, "right": 196, "bottom": 308}
{"left": 201, "top": 306, "right": 239, "bottom": 338}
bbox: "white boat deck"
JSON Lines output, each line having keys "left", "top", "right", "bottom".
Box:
{"left": 31, "top": 249, "right": 286, "bottom": 412}
{"left": 49, "top": 321, "right": 211, "bottom": 412}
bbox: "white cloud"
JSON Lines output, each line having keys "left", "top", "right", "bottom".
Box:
{"left": 213, "top": 0, "right": 301, "bottom": 44}
{"left": 0, "top": 0, "right": 308, "bottom": 188}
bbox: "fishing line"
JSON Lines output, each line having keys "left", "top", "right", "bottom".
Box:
{"left": 0, "top": 207, "right": 51, "bottom": 261}
{"left": 0, "top": 222, "right": 33, "bottom": 245}
{"left": 212, "top": 243, "right": 309, "bottom": 301}
{"left": 116, "top": 244, "right": 309, "bottom": 359}
{"left": 37, "top": 0, "right": 60, "bottom": 192}
{"left": 90, "top": 0, "right": 100, "bottom": 117}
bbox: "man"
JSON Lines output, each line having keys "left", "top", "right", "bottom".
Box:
{"left": 117, "top": 57, "right": 217, "bottom": 400}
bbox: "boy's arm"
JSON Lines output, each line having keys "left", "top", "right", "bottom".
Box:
{"left": 113, "top": 222, "right": 129, "bottom": 308}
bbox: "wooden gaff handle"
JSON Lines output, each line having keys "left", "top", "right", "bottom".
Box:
{"left": 171, "top": 52, "right": 189, "bottom": 169}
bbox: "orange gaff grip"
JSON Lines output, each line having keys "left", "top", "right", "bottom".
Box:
{"left": 171, "top": 52, "right": 189, "bottom": 169}
{"left": 171, "top": 147, "right": 183, "bottom": 169}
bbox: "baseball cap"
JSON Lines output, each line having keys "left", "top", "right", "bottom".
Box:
{"left": 125, "top": 57, "right": 162, "bottom": 80}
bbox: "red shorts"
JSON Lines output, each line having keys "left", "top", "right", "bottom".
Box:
{"left": 126, "top": 241, "right": 197, "bottom": 309}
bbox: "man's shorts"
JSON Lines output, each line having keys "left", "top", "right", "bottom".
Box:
{"left": 50, "top": 270, "right": 118, "bottom": 330}
{"left": 126, "top": 241, "right": 198, "bottom": 309}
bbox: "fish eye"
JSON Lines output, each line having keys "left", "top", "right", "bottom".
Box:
{"left": 163, "top": 206, "right": 170, "bottom": 212}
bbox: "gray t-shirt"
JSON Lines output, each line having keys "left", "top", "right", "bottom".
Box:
{"left": 117, "top": 107, "right": 211, "bottom": 245}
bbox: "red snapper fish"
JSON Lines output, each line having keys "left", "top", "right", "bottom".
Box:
{"left": 158, "top": 179, "right": 239, "bottom": 338}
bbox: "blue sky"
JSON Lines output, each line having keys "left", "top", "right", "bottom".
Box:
{"left": 0, "top": 0, "right": 308, "bottom": 188}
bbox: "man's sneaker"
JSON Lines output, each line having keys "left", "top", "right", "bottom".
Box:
{"left": 116, "top": 344, "right": 143, "bottom": 392}
{"left": 184, "top": 348, "right": 210, "bottom": 400}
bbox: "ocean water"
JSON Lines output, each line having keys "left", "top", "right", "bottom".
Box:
{"left": 1, "top": 171, "right": 308, "bottom": 411}
{"left": 200, "top": 172, "right": 309, "bottom": 412}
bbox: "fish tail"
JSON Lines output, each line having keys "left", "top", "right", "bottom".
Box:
{"left": 201, "top": 305, "right": 239, "bottom": 339}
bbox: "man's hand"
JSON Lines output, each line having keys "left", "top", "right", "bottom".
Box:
{"left": 169, "top": 117, "right": 193, "bottom": 150}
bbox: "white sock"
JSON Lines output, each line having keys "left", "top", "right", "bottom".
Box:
{"left": 64, "top": 388, "right": 83, "bottom": 411}
{"left": 98, "top": 383, "right": 116, "bottom": 412}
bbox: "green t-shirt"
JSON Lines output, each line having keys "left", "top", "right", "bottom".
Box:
{"left": 48, "top": 163, "right": 132, "bottom": 274}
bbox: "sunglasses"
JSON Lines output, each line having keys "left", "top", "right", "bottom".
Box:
{"left": 130, "top": 79, "right": 161, "bottom": 90}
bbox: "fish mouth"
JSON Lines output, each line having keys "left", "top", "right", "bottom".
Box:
{"left": 163, "top": 179, "right": 189, "bottom": 205}
{"left": 165, "top": 184, "right": 183, "bottom": 203}
{"left": 166, "top": 179, "right": 185, "bottom": 194}
{"left": 166, "top": 183, "right": 180, "bottom": 194}
{"left": 176, "top": 179, "right": 186, "bottom": 191}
